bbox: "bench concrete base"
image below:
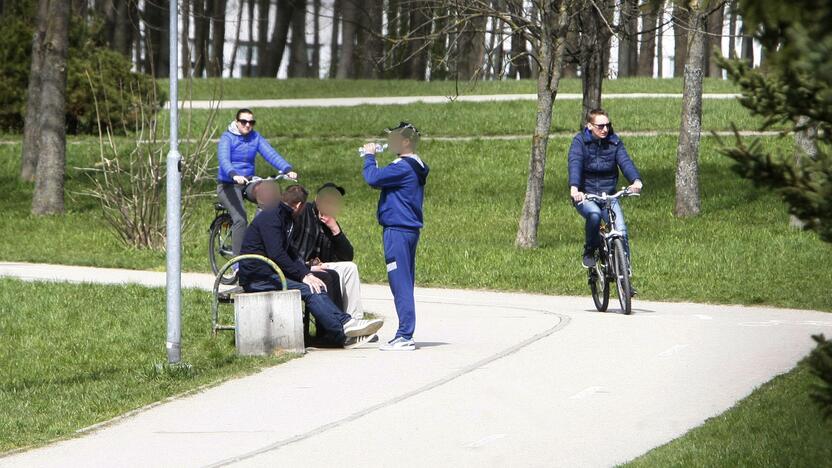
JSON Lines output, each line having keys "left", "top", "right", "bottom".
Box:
{"left": 234, "top": 290, "right": 304, "bottom": 356}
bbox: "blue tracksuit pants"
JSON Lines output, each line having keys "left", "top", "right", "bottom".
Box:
{"left": 383, "top": 227, "right": 420, "bottom": 340}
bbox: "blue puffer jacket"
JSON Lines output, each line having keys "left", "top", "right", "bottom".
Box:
{"left": 217, "top": 121, "right": 292, "bottom": 184}
{"left": 567, "top": 128, "right": 641, "bottom": 195}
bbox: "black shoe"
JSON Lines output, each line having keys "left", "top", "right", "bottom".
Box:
{"left": 582, "top": 250, "right": 596, "bottom": 268}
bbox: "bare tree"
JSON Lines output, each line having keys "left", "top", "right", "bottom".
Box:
{"left": 209, "top": 0, "right": 227, "bottom": 76}
{"left": 194, "top": 0, "right": 210, "bottom": 76}
{"left": 329, "top": 0, "right": 342, "bottom": 77}
{"left": 255, "top": 0, "right": 271, "bottom": 76}
{"left": 578, "top": 0, "right": 614, "bottom": 126}
{"left": 617, "top": 0, "right": 638, "bottom": 77}
{"left": 336, "top": 0, "right": 359, "bottom": 78}
{"left": 182, "top": 0, "right": 192, "bottom": 77}
{"left": 20, "top": 0, "right": 49, "bottom": 182}
{"left": 675, "top": 0, "right": 707, "bottom": 217}
{"left": 672, "top": 3, "right": 688, "bottom": 76}
{"left": 726, "top": 0, "right": 736, "bottom": 60}
{"left": 289, "top": 0, "right": 312, "bottom": 77}
{"left": 312, "top": 0, "right": 322, "bottom": 76}
{"left": 229, "top": 0, "right": 246, "bottom": 76}
{"left": 704, "top": 0, "right": 723, "bottom": 77}
{"left": 31, "top": 0, "right": 70, "bottom": 215}
{"left": 245, "top": 0, "right": 255, "bottom": 75}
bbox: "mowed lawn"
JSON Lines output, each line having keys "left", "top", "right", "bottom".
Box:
{"left": 0, "top": 279, "right": 296, "bottom": 452}
{"left": 0, "top": 134, "right": 829, "bottom": 312}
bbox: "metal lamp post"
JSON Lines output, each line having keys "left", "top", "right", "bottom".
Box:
{"left": 166, "top": 0, "right": 182, "bottom": 364}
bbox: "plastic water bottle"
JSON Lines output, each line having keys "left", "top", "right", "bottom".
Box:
{"left": 358, "top": 143, "right": 387, "bottom": 155}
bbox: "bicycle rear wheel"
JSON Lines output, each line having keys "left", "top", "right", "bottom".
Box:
{"left": 589, "top": 257, "right": 610, "bottom": 312}
{"left": 612, "top": 238, "right": 632, "bottom": 314}
{"left": 208, "top": 213, "right": 237, "bottom": 285}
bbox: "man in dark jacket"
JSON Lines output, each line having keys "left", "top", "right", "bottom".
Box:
{"left": 289, "top": 183, "right": 365, "bottom": 319}
{"left": 568, "top": 108, "right": 643, "bottom": 273}
{"left": 238, "top": 182, "right": 382, "bottom": 348}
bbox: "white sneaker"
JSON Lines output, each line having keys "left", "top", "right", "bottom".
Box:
{"left": 344, "top": 333, "right": 378, "bottom": 349}
{"left": 343, "top": 318, "right": 384, "bottom": 337}
{"left": 379, "top": 337, "right": 416, "bottom": 351}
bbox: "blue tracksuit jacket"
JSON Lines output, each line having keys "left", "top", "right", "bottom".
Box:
{"left": 362, "top": 154, "right": 429, "bottom": 229}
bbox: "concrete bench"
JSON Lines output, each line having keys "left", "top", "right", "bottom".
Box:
{"left": 234, "top": 289, "right": 305, "bottom": 356}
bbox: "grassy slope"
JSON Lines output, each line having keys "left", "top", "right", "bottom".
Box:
{"left": 2, "top": 135, "right": 830, "bottom": 311}
{"left": 625, "top": 363, "right": 832, "bottom": 467}
{"left": 0, "top": 279, "right": 295, "bottom": 452}
{"left": 160, "top": 77, "right": 740, "bottom": 100}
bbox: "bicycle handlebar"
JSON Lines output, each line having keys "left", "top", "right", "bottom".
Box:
{"left": 581, "top": 189, "right": 640, "bottom": 204}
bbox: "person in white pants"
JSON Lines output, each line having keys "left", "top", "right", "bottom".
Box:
{"left": 287, "top": 183, "right": 365, "bottom": 319}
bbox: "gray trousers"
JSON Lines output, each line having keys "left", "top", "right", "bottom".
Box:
{"left": 217, "top": 183, "right": 248, "bottom": 256}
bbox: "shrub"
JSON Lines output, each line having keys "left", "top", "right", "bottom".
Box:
{"left": 808, "top": 334, "right": 832, "bottom": 421}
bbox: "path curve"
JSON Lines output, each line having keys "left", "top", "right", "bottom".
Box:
{"left": 0, "top": 262, "right": 829, "bottom": 467}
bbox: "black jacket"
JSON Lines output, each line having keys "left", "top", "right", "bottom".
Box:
{"left": 289, "top": 202, "right": 354, "bottom": 263}
{"left": 239, "top": 203, "right": 310, "bottom": 285}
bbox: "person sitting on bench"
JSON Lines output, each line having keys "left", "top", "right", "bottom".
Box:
{"left": 237, "top": 181, "right": 382, "bottom": 348}
{"left": 288, "top": 183, "right": 365, "bottom": 319}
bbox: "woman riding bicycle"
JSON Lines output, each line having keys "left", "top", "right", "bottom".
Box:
{"left": 217, "top": 108, "right": 298, "bottom": 257}
{"left": 568, "top": 108, "right": 643, "bottom": 274}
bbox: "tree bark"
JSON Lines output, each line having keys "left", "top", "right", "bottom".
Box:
{"left": 228, "top": 0, "right": 245, "bottom": 76}
{"left": 791, "top": 115, "right": 819, "bottom": 229}
{"left": 20, "top": 0, "right": 49, "bottom": 183}
{"left": 336, "top": 0, "right": 358, "bottom": 78}
{"left": 617, "top": 0, "right": 638, "bottom": 77}
{"left": 637, "top": 0, "right": 661, "bottom": 77}
{"left": 705, "top": 0, "right": 724, "bottom": 78}
{"left": 263, "top": 0, "right": 294, "bottom": 77}
{"left": 579, "top": 0, "right": 613, "bottom": 126}
{"left": 255, "top": 0, "right": 270, "bottom": 76}
{"left": 311, "top": 0, "right": 321, "bottom": 77}
{"left": 673, "top": 3, "right": 688, "bottom": 77}
{"left": 288, "top": 0, "right": 311, "bottom": 77}
{"left": 32, "top": 0, "right": 69, "bottom": 215}
{"left": 113, "top": 0, "right": 133, "bottom": 58}
{"left": 194, "top": 0, "right": 209, "bottom": 76}
{"left": 508, "top": 31, "right": 531, "bottom": 78}
{"left": 403, "top": 0, "right": 429, "bottom": 80}
{"left": 328, "top": 0, "right": 341, "bottom": 78}
{"left": 740, "top": 21, "right": 753, "bottom": 65}
{"left": 516, "top": 0, "right": 570, "bottom": 248}
{"left": 244, "top": 0, "right": 255, "bottom": 76}
{"left": 181, "top": 0, "right": 192, "bottom": 77}
{"left": 209, "top": 0, "right": 227, "bottom": 77}
{"left": 674, "top": 5, "right": 706, "bottom": 218}
{"left": 726, "top": 0, "right": 736, "bottom": 60}
{"left": 456, "top": 12, "right": 486, "bottom": 80}
{"left": 358, "top": 0, "right": 384, "bottom": 78}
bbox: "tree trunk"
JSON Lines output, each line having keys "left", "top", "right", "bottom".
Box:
{"left": 740, "top": 22, "right": 753, "bottom": 66}
{"left": 255, "top": 0, "right": 270, "bottom": 76}
{"left": 32, "top": 0, "right": 69, "bottom": 215}
{"left": 181, "top": 0, "right": 192, "bottom": 77}
{"left": 637, "top": 0, "right": 660, "bottom": 77}
{"left": 403, "top": 0, "right": 429, "bottom": 80}
{"left": 113, "top": 0, "right": 132, "bottom": 58}
{"left": 516, "top": 0, "right": 569, "bottom": 248}
{"left": 492, "top": 0, "right": 506, "bottom": 78}
{"left": 579, "top": 0, "right": 613, "bottom": 127}
{"left": 508, "top": 31, "right": 531, "bottom": 78}
{"left": 193, "top": 0, "right": 209, "bottom": 76}
{"left": 456, "top": 13, "right": 486, "bottom": 80}
{"left": 288, "top": 0, "right": 311, "bottom": 77}
{"left": 336, "top": 0, "right": 358, "bottom": 78}
{"left": 263, "top": 0, "right": 294, "bottom": 77}
{"left": 311, "top": 0, "right": 321, "bottom": 77}
{"left": 328, "top": 0, "right": 341, "bottom": 78}
{"left": 158, "top": 0, "right": 170, "bottom": 78}
{"left": 674, "top": 5, "right": 706, "bottom": 218}
{"left": 656, "top": 3, "right": 664, "bottom": 77}
{"left": 791, "top": 115, "right": 819, "bottom": 229}
{"left": 727, "top": 0, "right": 736, "bottom": 60}
{"left": 673, "top": 4, "right": 688, "bottom": 77}
{"left": 228, "top": 0, "right": 245, "bottom": 76}
{"left": 358, "top": 0, "right": 384, "bottom": 78}
{"left": 20, "top": 0, "right": 49, "bottom": 182}
{"left": 705, "top": 0, "right": 724, "bottom": 78}
{"left": 244, "top": 0, "right": 255, "bottom": 76}
{"left": 209, "top": 0, "right": 227, "bottom": 77}
{"left": 617, "top": 0, "right": 638, "bottom": 77}
{"left": 428, "top": 4, "right": 449, "bottom": 80}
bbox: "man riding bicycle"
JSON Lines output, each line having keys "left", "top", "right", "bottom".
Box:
{"left": 217, "top": 108, "right": 298, "bottom": 258}
{"left": 568, "top": 109, "right": 643, "bottom": 285}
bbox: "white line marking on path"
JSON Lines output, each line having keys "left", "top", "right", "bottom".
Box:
{"left": 693, "top": 314, "right": 713, "bottom": 320}
{"left": 657, "top": 344, "right": 690, "bottom": 358}
{"left": 739, "top": 320, "right": 786, "bottom": 327}
{"left": 569, "top": 386, "right": 610, "bottom": 400}
{"left": 465, "top": 434, "right": 507, "bottom": 448}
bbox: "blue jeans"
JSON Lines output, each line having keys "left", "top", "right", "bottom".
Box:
{"left": 243, "top": 275, "right": 351, "bottom": 347}
{"left": 383, "top": 228, "right": 419, "bottom": 340}
{"left": 574, "top": 199, "right": 631, "bottom": 260}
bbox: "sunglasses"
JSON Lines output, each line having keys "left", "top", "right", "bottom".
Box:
{"left": 591, "top": 122, "right": 612, "bottom": 130}
{"left": 238, "top": 119, "right": 256, "bottom": 126}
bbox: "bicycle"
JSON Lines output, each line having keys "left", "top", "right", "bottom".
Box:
{"left": 208, "top": 174, "right": 296, "bottom": 285}
{"left": 581, "top": 189, "right": 640, "bottom": 315}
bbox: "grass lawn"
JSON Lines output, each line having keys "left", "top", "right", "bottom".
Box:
{"left": 0, "top": 278, "right": 296, "bottom": 452}
{"left": 1, "top": 134, "right": 830, "bottom": 312}
{"left": 624, "top": 362, "right": 832, "bottom": 467}
{"left": 160, "top": 77, "right": 741, "bottom": 101}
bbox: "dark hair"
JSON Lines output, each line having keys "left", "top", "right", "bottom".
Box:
{"left": 283, "top": 184, "right": 309, "bottom": 206}
{"left": 586, "top": 108, "right": 609, "bottom": 123}
{"left": 236, "top": 108, "right": 253, "bottom": 120}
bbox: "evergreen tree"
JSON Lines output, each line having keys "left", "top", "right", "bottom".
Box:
{"left": 719, "top": 0, "right": 832, "bottom": 241}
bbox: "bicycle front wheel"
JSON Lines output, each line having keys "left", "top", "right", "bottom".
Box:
{"left": 208, "top": 213, "right": 238, "bottom": 285}
{"left": 612, "top": 238, "right": 632, "bottom": 314}
{"left": 589, "top": 259, "right": 610, "bottom": 312}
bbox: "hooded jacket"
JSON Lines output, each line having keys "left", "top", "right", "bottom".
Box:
{"left": 567, "top": 128, "right": 641, "bottom": 196}
{"left": 363, "top": 154, "right": 429, "bottom": 230}
{"left": 238, "top": 203, "right": 310, "bottom": 285}
{"left": 217, "top": 121, "right": 292, "bottom": 184}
